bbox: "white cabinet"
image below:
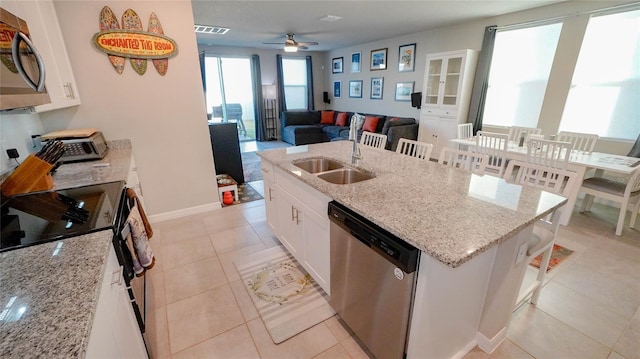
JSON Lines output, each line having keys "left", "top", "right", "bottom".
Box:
{"left": 86, "top": 246, "right": 147, "bottom": 359}
{"left": 1, "top": 0, "right": 81, "bottom": 112}
{"left": 419, "top": 49, "right": 478, "bottom": 159}
{"left": 418, "top": 115, "right": 460, "bottom": 160}
{"left": 261, "top": 160, "right": 332, "bottom": 295}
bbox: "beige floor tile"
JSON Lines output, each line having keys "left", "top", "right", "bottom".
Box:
{"left": 158, "top": 235, "right": 216, "bottom": 271}
{"left": 203, "top": 208, "right": 250, "bottom": 233}
{"left": 324, "top": 316, "right": 352, "bottom": 342}
{"left": 608, "top": 352, "right": 628, "bottom": 359}
{"left": 574, "top": 248, "right": 640, "bottom": 286}
{"left": 463, "top": 346, "right": 489, "bottom": 359}
{"left": 172, "top": 324, "right": 260, "bottom": 359}
{"left": 242, "top": 205, "right": 266, "bottom": 224}
{"left": 508, "top": 305, "right": 611, "bottom": 359}
{"left": 166, "top": 285, "right": 245, "bottom": 354}
{"left": 594, "top": 235, "right": 640, "bottom": 264}
{"left": 163, "top": 257, "right": 228, "bottom": 304}
{"left": 146, "top": 268, "right": 166, "bottom": 310}
{"left": 153, "top": 217, "right": 210, "bottom": 244}
{"left": 613, "top": 307, "right": 640, "bottom": 359}
{"left": 247, "top": 318, "right": 338, "bottom": 359}
{"left": 229, "top": 279, "right": 259, "bottom": 322}
{"left": 552, "top": 261, "right": 640, "bottom": 318}
{"left": 536, "top": 281, "right": 629, "bottom": 347}
{"left": 312, "top": 343, "right": 352, "bottom": 359}
{"left": 488, "top": 340, "right": 534, "bottom": 359}
{"left": 218, "top": 241, "right": 271, "bottom": 282}
{"left": 209, "top": 225, "right": 262, "bottom": 254}
{"left": 340, "top": 337, "right": 370, "bottom": 359}
{"left": 145, "top": 306, "right": 171, "bottom": 359}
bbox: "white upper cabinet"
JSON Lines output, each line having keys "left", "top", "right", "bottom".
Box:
{"left": 421, "top": 49, "right": 477, "bottom": 117}
{"left": 2, "top": 0, "right": 81, "bottom": 112}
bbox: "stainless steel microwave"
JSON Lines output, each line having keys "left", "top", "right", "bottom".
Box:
{"left": 0, "top": 7, "right": 50, "bottom": 111}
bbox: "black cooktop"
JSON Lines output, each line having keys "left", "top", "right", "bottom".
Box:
{"left": 1, "top": 181, "right": 125, "bottom": 252}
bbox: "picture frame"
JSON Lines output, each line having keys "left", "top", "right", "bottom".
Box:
{"left": 395, "top": 81, "right": 414, "bottom": 101}
{"left": 349, "top": 80, "right": 363, "bottom": 98}
{"left": 351, "top": 52, "right": 361, "bottom": 73}
{"left": 398, "top": 43, "right": 416, "bottom": 72}
{"left": 370, "top": 77, "right": 383, "bottom": 100}
{"left": 333, "top": 81, "right": 341, "bottom": 98}
{"left": 332, "top": 57, "right": 343, "bottom": 74}
{"left": 370, "top": 48, "right": 387, "bottom": 71}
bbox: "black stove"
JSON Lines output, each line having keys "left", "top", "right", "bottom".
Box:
{"left": 1, "top": 181, "right": 125, "bottom": 252}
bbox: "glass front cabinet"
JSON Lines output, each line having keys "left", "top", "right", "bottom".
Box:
{"left": 421, "top": 50, "right": 476, "bottom": 117}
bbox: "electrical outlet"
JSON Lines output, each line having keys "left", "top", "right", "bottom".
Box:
{"left": 7, "top": 148, "right": 19, "bottom": 159}
{"left": 515, "top": 243, "right": 528, "bottom": 265}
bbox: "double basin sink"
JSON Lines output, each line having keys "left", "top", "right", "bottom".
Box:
{"left": 293, "top": 158, "right": 375, "bottom": 184}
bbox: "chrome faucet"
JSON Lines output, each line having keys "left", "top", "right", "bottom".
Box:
{"left": 349, "top": 119, "right": 361, "bottom": 164}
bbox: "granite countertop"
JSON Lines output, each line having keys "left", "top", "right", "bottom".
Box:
{"left": 0, "top": 231, "right": 113, "bottom": 358}
{"left": 0, "top": 140, "right": 133, "bottom": 358}
{"left": 258, "top": 141, "right": 567, "bottom": 268}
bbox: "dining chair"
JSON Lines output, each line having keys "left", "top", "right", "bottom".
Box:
{"left": 360, "top": 131, "right": 387, "bottom": 150}
{"left": 457, "top": 123, "right": 473, "bottom": 139}
{"left": 504, "top": 160, "right": 578, "bottom": 309}
{"left": 627, "top": 133, "right": 640, "bottom": 158}
{"left": 526, "top": 138, "right": 574, "bottom": 170}
{"left": 579, "top": 168, "right": 640, "bottom": 236}
{"left": 508, "top": 126, "right": 542, "bottom": 143}
{"left": 438, "top": 147, "right": 488, "bottom": 174}
{"left": 396, "top": 138, "right": 433, "bottom": 160}
{"left": 555, "top": 131, "right": 599, "bottom": 154}
{"left": 475, "top": 131, "right": 509, "bottom": 177}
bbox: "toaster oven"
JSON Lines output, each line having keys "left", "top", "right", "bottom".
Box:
{"left": 41, "top": 130, "right": 108, "bottom": 163}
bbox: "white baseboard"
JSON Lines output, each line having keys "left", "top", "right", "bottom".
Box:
{"left": 476, "top": 327, "right": 507, "bottom": 354}
{"left": 148, "top": 201, "right": 222, "bottom": 223}
{"left": 450, "top": 340, "right": 480, "bottom": 359}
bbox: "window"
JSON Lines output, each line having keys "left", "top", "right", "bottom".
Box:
{"left": 281, "top": 58, "right": 308, "bottom": 110}
{"left": 560, "top": 9, "right": 640, "bottom": 140}
{"left": 483, "top": 23, "right": 562, "bottom": 128}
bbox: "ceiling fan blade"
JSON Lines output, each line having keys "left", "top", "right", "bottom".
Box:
{"left": 298, "top": 45, "right": 309, "bottom": 50}
{"left": 298, "top": 42, "right": 318, "bottom": 46}
{"left": 263, "top": 42, "right": 287, "bottom": 45}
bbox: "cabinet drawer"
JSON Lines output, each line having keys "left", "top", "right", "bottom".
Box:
{"left": 274, "top": 167, "right": 331, "bottom": 218}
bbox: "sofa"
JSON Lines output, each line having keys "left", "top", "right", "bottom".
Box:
{"left": 280, "top": 110, "right": 418, "bottom": 151}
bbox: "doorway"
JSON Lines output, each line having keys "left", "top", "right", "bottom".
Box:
{"left": 204, "top": 56, "right": 256, "bottom": 141}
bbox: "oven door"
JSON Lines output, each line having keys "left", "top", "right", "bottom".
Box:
{"left": 112, "top": 188, "right": 146, "bottom": 336}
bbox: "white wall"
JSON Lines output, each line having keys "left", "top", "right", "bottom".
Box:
{"left": 39, "top": 0, "right": 217, "bottom": 216}
{"left": 0, "top": 112, "right": 45, "bottom": 173}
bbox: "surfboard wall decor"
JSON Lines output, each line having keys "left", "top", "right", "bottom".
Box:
{"left": 93, "top": 6, "right": 178, "bottom": 75}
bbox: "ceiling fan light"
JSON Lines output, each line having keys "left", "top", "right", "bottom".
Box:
{"left": 284, "top": 45, "right": 298, "bottom": 52}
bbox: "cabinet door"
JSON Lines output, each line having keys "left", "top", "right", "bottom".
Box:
{"left": 275, "top": 189, "right": 302, "bottom": 256}
{"left": 417, "top": 116, "right": 439, "bottom": 147}
{"left": 424, "top": 58, "right": 443, "bottom": 106}
{"left": 434, "top": 118, "right": 459, "bottom": 159}
{"left": 302, "top": 210, "right": 330, "bottom": 295}
{"left": 86, "top": 247, "right": 147, "bottom": 359}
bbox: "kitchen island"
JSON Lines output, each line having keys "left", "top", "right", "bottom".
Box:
{"left": 258, "top": 140, "right": 567, "bottom": 358}
{"left": 0, "top": 141, "right": 144, "bottom": 358}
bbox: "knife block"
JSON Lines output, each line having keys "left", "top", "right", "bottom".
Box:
{"left": 1, "top": 154, "right": 54, "bottom": 197}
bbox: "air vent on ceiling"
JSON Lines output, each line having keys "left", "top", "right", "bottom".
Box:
{"left": 194, "top": 25, "right": 230, "bottom": 35}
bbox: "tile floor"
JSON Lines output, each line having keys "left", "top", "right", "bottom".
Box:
{"left": 144, "top": 193, "right": 639, "bottom": 359}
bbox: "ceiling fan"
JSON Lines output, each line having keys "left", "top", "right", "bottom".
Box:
{"left": 263, "top": 33, "right": 318, "bottom": 52}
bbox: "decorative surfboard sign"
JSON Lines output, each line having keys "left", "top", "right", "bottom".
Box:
{"left": 93, "top": 6, "right": 178, "bottom": 76}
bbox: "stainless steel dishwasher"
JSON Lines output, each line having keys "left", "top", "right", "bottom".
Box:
{"left": 328, "top": 201, "right": 420, "bottom": 359}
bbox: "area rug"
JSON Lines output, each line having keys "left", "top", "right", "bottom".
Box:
{"left": 234, "top": 246, "right": 335, "bottom": 344}
{"left": 222, "top": 183, "right": 263, "bottom": 207}
{"left": 530, "top": 244, "right": 574, "bottom": 272}
{"left": 243, "top": 161, "right": 262, "bottom": 182}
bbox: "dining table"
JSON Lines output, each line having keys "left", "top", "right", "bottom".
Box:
{"left": 449, "top": 137, "right": 640, "bottom": 226}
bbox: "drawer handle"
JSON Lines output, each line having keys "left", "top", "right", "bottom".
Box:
{"left": 268, "top": 188, "right": 273, "bottom": 201}
{"left": 262, "top": 168, "right": 269, "bottom": 173}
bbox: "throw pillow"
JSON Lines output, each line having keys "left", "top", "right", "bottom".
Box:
{"left": 335, "top": 112, "right": 348, "bottom": 126}
{"left": 320, "top": 111, "right": 335, "bottom": 124}
{"left": 351, "top": 113, "right": 366, "bottom": 130}
{"left": 363, "top": 116, "right": 380, "bottom": 132}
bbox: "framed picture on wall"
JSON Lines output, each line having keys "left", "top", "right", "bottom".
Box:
{"left": 395, "top": 81, "right": 414, "bottom": 101}
{"left": 349, "top": 80, "right": 363, "bottom": 98}
{"left": 370, "top": 48, "right": 387, "bottom": 70}
{"left": 398, "top": 43, "right": 416, "bottom": 72}
{"left": 351, "top": 52, "right": 361, "bottom": 73}
{"left": 332, "top": 57, "right": 343, "bottom": 74}
{"left": 370, "top": 77, "right": 383, "bottom": 100}
{"left": 334, "top": 81, "right": 341, "bottom": 98}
